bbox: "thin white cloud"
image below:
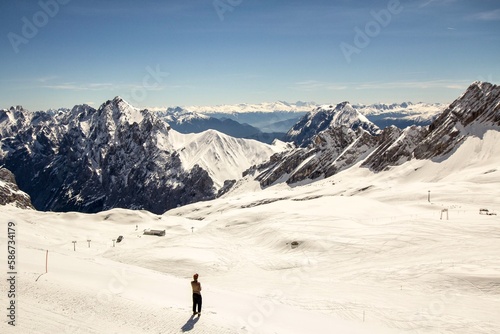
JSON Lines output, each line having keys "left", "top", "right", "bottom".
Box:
{"left": 354, "top": 80, "right": 469, "bottom": 90}
{"left": 87, "top": 83, "right": 114, "bottom": 89}
{"left": 294, "top": 80, "right": 347, "bottom": 91}
{"left": 41, "top": 82, "right": 168, "bottom": 92}
{"left": 42, "top": 83, "right": 85, "bottom": 91}
{"left": 419, "top": 0, "right": 456, "bottom": 9}
{"left": 470, "top": 9, "right": 500, "bottom": 21}
{"left": 294, "top": 79, "right": 470, "bottom": 92}
{"left": 36, "top": 75, "right": 59, "bottom": 83}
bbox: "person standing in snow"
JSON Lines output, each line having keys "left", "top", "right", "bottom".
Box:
{"left": 191, "top": 273, "right": 202, "bottom": 315}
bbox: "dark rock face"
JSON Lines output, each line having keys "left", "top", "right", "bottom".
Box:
{"left": 256, "top": 148, "right": 314, "bottom": 187}
{"left": 256, "top": 122, "right": 377, "bottom": 187}
{"left": 361, "top": 125, "right": 427, "bottom": 172}
{"left": 0, "top": 168, "right": 34, "bottom": 209}
{"left": 413, "top": 82, "right": 500, "bottom": 160}
{"left": 251, "top": 82, "right": 500, "bottom": 187}
{"left": 216, "top": 179, "right": 237, "bottom": 197}
{"left": 0, "top": 97, "right": 215, "bottom": 214}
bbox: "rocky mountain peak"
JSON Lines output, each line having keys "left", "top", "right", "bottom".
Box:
{"left": 94, "top": 96, "right": 145, "bottom": 127}
{"left": 0, "top": 106, "right": 30, "bottom": 138}
{"left": 284, "top": 101, "right": 380, "bottom": 147}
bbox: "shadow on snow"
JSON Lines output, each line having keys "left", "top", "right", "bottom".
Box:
{"left": 181, "top": 314, "right": 200, "bottom": 332}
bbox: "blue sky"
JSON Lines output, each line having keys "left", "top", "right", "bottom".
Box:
{"left": 1, "top": 0, "right": 499, "bottom": 110}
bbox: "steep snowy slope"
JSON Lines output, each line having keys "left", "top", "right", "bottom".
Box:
{"left": 415, "top": 81, "right": 500, "bottom": 158}
{"left": 0, "top": 106, "right": 30, "bottom": 137}
{"left": 169, "top": 129, "right": 282, "bottom": 188}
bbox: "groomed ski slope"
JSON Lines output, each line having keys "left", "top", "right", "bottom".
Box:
{"left": 1, "top": 130, "right": 500, "bottom": 334}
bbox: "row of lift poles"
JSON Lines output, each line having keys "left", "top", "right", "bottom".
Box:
{"left": 72, "top": 239, "right": 117, "bottom": 251}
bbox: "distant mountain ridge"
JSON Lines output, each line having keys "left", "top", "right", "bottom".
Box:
{"left": 177, "top": 100, "right": 444, "bottom": 118}
{"left": 153, "top": 101, "right": 444, "bottom": 143}
{"left": 182, "top": 101, "right": 318, "bottom": 114}
{"left": 354, "top": 102, "right": 445, "bottom": 129}
{"left": 156, "top": 107, "right": 281, "bottom": 143}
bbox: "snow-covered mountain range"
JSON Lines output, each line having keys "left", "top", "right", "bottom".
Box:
{"left": 245, "top": 82, "right": 499, "bottom": 188}
{"left": 354, "top": 102, "right": 445, "bottom": 128}
{"left": 182, "top": 101, "right": 318, "bottom": 114}
{"left": 154, "top": 101, "right": 444, "bottom": 143}
{"left": 0, "top": 82, "right": 493, "bottom": 215}
{"left": 179, "top": 100, "right": 444, "bottom": 118}
{"left": 0, "top": 97, "right": 280, "bottom": 214}
{"left": 152, "top": 101, "right": 315, "bottom": 138}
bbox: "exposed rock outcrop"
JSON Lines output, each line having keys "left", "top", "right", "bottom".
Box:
{"left": 0, "top": 168, "right": 34, "bottom": 209}
{"left": 414, "top": 81, "right": 500, "bottom": 160}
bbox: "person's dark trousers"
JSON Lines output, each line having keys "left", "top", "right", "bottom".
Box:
{"left": 192, "top": 293, "right": 202, "bottom": 313}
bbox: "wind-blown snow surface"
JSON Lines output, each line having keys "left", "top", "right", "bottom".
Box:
{"left": 2, "top": 131, "right": 500, "bottom": 334}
